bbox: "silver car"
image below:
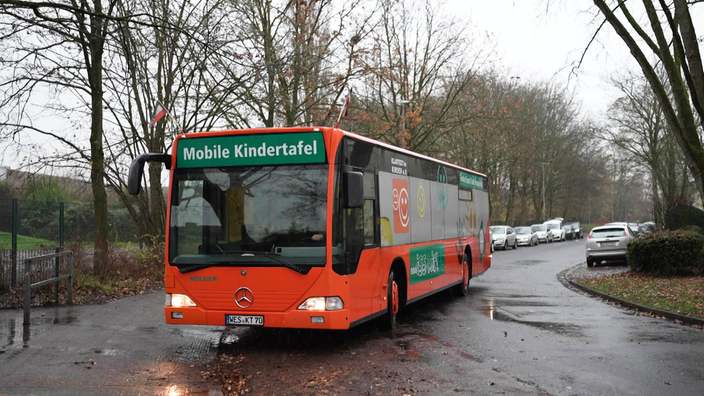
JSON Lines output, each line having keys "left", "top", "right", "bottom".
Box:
{"left": 490, "top": 226, "right": 517, "bottom": 250}
{"left": 585, "top": 224, "right": 635, "bottom": 267}
{"left": 515, "top": 226, "right": 538, "bottom": 246}
{"left": 531, "top": 224, "right": 553, "bottom": 243}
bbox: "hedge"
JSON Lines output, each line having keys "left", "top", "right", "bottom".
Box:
{"left": 627, "top": 230, "right": 704, "bottom": 275}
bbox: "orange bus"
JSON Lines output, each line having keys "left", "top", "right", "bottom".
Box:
{"left": 128, "top": 127, "right": 491, "bottom": 330}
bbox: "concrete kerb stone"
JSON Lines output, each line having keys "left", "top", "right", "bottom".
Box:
{"left": 558, "top": 263, "right": 704, "bottom": 328}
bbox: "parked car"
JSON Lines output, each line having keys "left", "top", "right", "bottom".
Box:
{"left": 586, "top": 224, "right": 635, "bottom": 267}
{"left": 641, "top": 221, "right": 657, "bottom": 233}
{"left": 515, "top": 226, "right": 538, "bottom": 246}
{"left": 531, "top": 224, "right": 553, "bottom": 243}
{"left": 567, "top": 221, "right": 584, "bottom": 238}
{"left": 563, "top": 224, "right": 575, "bottom": 240}
{"left": 490, "top": 225, "right": 517, "bottom": 250}
{"left": 638, "top": 222, "right": 655, "bottom": 234}
{"left": 544, "top": 221, "right": 565, "bottom": 242}
{"left": 489, "top": 227, "right": 494, "bottom": 253}
{"left": 605, "top": 222, "right": 643, "bottom": 237}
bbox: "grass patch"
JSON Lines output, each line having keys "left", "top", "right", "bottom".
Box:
{"left": 576, "top": 272, "right": 704, "bottom": 319}
{"left": 0, "top": 231, "right": 58, "bottom": 249}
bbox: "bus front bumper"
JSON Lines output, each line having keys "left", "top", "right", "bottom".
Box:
{"left": 165, "top": 306, "right": 353, "bottom": 330}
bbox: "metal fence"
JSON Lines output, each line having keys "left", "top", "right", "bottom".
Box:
{"left": 0, "top": 198, "right": 141, "bottom": 308}
{"left": 23, "top": 250, "right": 74, "bottom": 324}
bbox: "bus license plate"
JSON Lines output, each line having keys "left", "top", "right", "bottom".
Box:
{"left": 226, "top": 315, "right": 264, "bottom": 326}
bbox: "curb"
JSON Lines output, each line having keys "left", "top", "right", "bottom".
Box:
{"left": 558, "top": 264, "right": 704, "bottom": 328}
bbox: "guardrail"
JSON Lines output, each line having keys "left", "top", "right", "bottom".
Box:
{"left": 23, "top": 250, "right": 74, "bottom": 325}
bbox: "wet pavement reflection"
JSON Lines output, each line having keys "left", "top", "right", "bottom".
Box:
{"left": 0, "top": 292, "right": 223, "bottom": 395}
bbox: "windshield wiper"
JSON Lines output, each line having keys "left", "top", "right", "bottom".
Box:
{"left": 178, "top": 251, "right": 310, "bottom": 275}
{"left": 178, "top": 261, "right": 247, "bottom": 274}
{"left": 259, "top": 253, "right": 310, "bottom": 275}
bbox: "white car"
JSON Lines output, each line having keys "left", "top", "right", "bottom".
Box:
{"left": 490, "top": 226, "right": 517, "bottom": 250}
{"left": 531, "top": 224, "right": 553, "bottom": 243}
{"left": 544, "top": 221, "right": 565, "bottom": 242}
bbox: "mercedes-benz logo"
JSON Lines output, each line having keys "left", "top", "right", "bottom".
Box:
{"left": 234, "top": 287, "right": 253, "bottom": 309}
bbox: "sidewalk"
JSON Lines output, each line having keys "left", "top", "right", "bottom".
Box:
{"left": 0, "top": 291, "right": 224, "bottom": 396}
{"left": 560, "top": 263, "right": 704, "bottom": 327}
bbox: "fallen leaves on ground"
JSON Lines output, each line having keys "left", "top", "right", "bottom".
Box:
{"left": 576, "top": 272, "right": 704, "bottom": 320}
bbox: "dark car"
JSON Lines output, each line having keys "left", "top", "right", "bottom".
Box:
{"left": 567, "top": 221, "right": 583, "bottom": 239}
{"left": 638, "top": 222, "right": 656, "bottom": 234}
{"left": 564, "top": 224, "right": 575, "bottom": 240}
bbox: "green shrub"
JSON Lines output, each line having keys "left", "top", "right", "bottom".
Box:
{"left": 627, "top": 230, "right": 704, "bottom": 275}
{"left": 680, "top": 224, "right": 704, "bottom": 234}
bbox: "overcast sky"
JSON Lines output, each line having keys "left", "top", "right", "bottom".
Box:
{"left": 452, "top": 0, "right": 634, "bottom": 118}
{"left": 1, "top": 1, "right": 690, "bottom": 170}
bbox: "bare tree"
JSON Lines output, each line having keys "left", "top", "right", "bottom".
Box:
{"left": 604, "top": 71, "right": 692, "bottom": 226}
{"left": 217, "top": 0, "right": 370, "bottom": 128}
{"left": 443, "top": 72, "right": 603, "bottom": 224}
{"left": 0, "top": 0, "right": 248, "bottom": 251}
{"left": 0, "top": 0, "right": 124, "bottom": 275}
{"left": 103, "top": 0, "right": 242, "bottom": 243}
{"left": 352, "top": 0, "right": 486, "bottom": 154}
{"left": 592, "top": 0, "right": 704, "bottom": 204}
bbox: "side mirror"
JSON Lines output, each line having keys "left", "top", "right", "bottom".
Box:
{"left": 343, "top": 171, "right": 364, "bottom": 208}
{"left": 128, "top": 153, "right": 172, "bottom": 195}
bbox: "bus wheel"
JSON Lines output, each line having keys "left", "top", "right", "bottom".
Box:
{"left": 379, "top": 270, "right": 399, "bottom": 330}
{"left": 452, "top": 253, "right": 471, "bottom": 297}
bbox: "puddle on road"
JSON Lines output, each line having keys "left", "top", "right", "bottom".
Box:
{"left": 1, "top": 317, "right": 44, "bottom": 348}
{"left": 477, "top": 298, "right": 583, "bottom": 337}
{"left": 394, "top": 339, "right": 421, "bottom": 359}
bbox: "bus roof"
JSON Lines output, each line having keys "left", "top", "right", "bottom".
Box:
{"left": 174, "top": 126, "right": 487, "bottom": 179}
{"left": 340, "top": 129, "right": 487, "bottom": 178}
{"left": 176, "top": 126, "right": 486, "bottom": 177}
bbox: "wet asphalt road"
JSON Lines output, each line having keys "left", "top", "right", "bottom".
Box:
{"left": 2, "top": 239, "right": 703, "bottom": 395}
{"left": 215, "top": 238, "right": 704, "bottom": 395}
{"left": 389, "top": 238, "right": 704, "bottom": 395}
{"left": 0, "top": 293, "right": 224, "bottom": 396}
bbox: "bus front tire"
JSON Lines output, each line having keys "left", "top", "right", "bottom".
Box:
{"left": 452, "top": 253, "right": 471, "bottom": 297}
{"left": 379, "top": 270, "right": 399, "bottom": 330}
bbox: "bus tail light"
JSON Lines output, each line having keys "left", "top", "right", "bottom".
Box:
{"left": 297, "top": 297, "right": 344, "bottom": 311}
{"left": 167, "top": 293, "right": 197, "bottom": 307}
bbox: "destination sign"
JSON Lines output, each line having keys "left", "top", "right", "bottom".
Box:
{"left": 176, "top": 132, "right": 326, "bottom": 168}
{"left": 459, "top": 171, "right": 484, "bottom": 190}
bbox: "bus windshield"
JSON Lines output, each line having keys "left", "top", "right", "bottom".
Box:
{"left": 168, "top": 164, "right": 328, "bottom": 271}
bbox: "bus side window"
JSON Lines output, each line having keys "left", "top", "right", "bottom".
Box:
{"left": 344, "top": 173, "right": 376, "bottom": 274}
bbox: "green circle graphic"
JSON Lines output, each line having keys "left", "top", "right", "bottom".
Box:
{"left": 478, "top": 220, "right": 485, "bottom": 264}
{"left": 437, "top": 166, "right": 448, "bottom": 209}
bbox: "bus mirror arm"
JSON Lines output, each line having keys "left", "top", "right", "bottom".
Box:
{"left": 128, "top": 153, "right": 172, "bottom": 195}
{"left": 343, "top": 171, "right": 364, "bottom": 208}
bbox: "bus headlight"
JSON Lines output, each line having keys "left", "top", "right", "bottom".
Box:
{"left": 167, "top": 293, "right": 197, "bottom": 307}
{"left": 297, "top": 297, "right": 344, "bottom": 311}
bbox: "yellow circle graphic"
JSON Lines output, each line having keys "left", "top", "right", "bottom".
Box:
{"left": 417, "top": 185, "right": 426, "bottom": 218}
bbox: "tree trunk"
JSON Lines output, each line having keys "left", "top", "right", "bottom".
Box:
{"left": 87, "top": 1, "right": 109, "bottom": 279}
{"left": 651, "top": 168, "right": 662, "bottom": 229}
